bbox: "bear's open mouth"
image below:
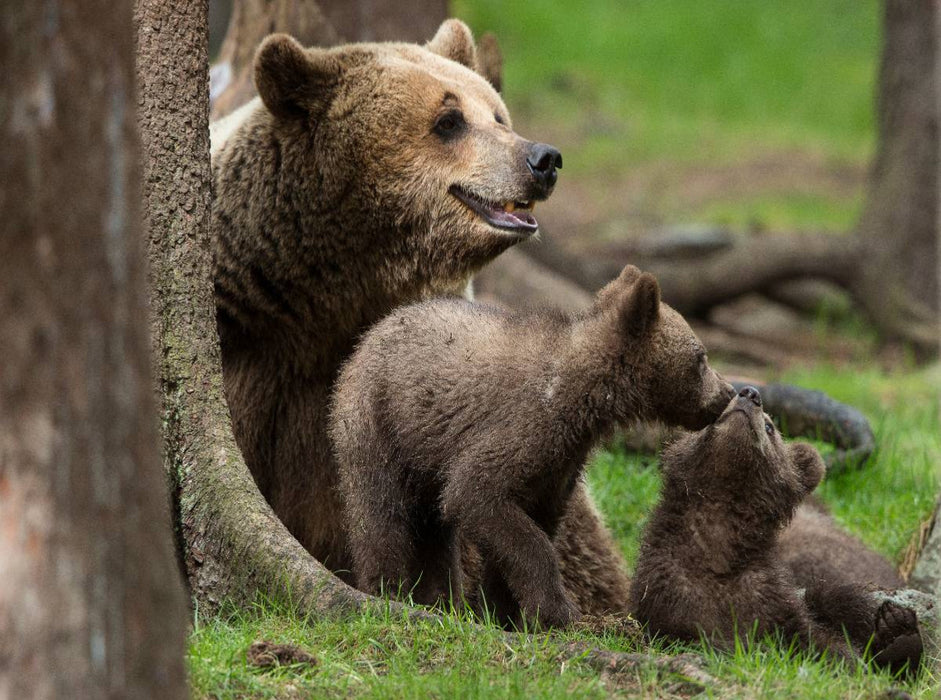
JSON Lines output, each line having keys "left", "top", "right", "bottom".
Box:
{"left": 449, "top": 185, "right": 539, "bottom": 234}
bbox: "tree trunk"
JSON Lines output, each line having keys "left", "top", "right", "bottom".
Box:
{"left": 316, "top": 0, "right": 448, "bottom": 43}
{"left": 136, "top": 0, "right": 371, "bottom": 617}
{"left": 851, "top": 0, "right": 939, "bottom": 347}
{"left": 0, "top": 1, "right": 188, "bottom": 696}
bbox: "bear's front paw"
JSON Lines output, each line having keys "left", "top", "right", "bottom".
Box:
{"left": 870, "top": 600, "right": 922, "bottom": 674}
{"left": 524, "top": 592, "right": 581, "bottom": 630}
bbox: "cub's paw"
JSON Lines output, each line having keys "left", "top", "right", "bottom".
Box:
{"left": 525, "top": 593, "right": 581, "bottom": 630}
{"left": 870, "top": 600, "right": 922, "bottom": 674}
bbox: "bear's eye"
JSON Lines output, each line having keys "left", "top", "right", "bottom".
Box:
{"left": 494, "top": 112, "right": 506, "bottom": 125}
{"left": 764, "top": 421, "right": 774, "bottom": 436}
{"left": 433, "top": 110, "right": 466, "bottom": 139}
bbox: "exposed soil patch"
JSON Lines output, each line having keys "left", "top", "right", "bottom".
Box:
{"left": 246, "top": 640, "right": 318, "bottom": 669}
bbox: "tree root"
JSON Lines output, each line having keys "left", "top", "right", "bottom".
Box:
{"left": 517, "top": 231, "right": 938, "bottom": 351}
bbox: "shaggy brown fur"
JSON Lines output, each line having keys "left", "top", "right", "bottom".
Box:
{"left": 211, "top": 20, "right": 565, "bottom": 575}
{"left": 780, "top": 498, "right": 922, "bottom": 672}
{"left": 632, "top": 387, "right": 921, "bottom": 671}
{"left": 631, "top": 387, "right": 848, "bottom": 655}
{"left": 330, "top": 266, "right": 734, "bottom": 628}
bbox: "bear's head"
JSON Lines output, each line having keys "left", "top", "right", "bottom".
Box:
{"left": 252, "top": 19, "right": 561, "bottom": 285}
{"left": 661, "top": 386, "right": 826, "bottom": 526}
{"left": 590, "top": 265, "right": 734, "bottom": 430}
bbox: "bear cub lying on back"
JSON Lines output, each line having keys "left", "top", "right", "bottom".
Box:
{"left": 330, "top": 265, "right": 733, "bottom": 628}
{"left": 631, "top": 387, "right": 922, "bottom": 670}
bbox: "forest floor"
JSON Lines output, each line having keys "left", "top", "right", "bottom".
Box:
{"left": 189, "top": 1, "right": 939, "bottom": 696}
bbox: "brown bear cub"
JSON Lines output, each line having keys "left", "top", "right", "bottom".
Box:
{"left": 780, "top": 498, "right": 923, "bottom": 673}
{"left": 631, "top": 387, "right": 921, "bottom": 671}
{"left": 330, "top": 265, "right": 734, "bottom": 628}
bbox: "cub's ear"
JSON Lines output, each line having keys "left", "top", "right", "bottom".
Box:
{"left": 426, "top": 19, "right": 478, "bottom": 72}
{"left": 475, "top": 32, "right": 503, "bottom": 92}
{"left": 789, "top": 442, "right": 825, "bottom": 493}
{"left": 616, "top": 264, "right": 643, "bottom": 285}
{"left": 593, "top": 265, "right": 643, "bottom": 310}
{"left": 254, "top": 33, "right": 342, "bottom": 121}
{"left": 619, "top": 272, "right": 661, "bottom": 338}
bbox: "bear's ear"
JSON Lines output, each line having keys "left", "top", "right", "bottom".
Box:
{"left": 789, "top": 442, "right": 825, "bottom": 493}
{"left": 619, "top": 272, "right": 661, "bottom": 338}
{"left": 592, "top": 265, "right": 643, "bottom": 311}
{"left": 254, "top": 33, "right": 342, "bottom": 121}
{"left": 426, "top": 19, "right": 478, "bottom": 72}
{"left": 616, "top": 264, "right": 643, "bottom": 286}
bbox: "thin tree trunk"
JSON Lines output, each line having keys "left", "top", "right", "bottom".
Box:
{"left": 854, "top": 0, "right": 939, "bottom": 342}
{"left": 136, "top": 0, "right": 370, "bottom": 617}
{"left": 0, "top": 1, "right": 188, "bottom": 696}
{"left": 316, "top": 0, "right": 448, "bottom": 43}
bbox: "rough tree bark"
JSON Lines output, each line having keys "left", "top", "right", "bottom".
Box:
{"left": 137, "top": 0, "right": 370, "bottom": 616}
{"left": 0, "top": 1, "right": 188, "bottom": 697}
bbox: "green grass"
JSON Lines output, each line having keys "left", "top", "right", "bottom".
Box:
{"left": 692, "top": 190, "right": 865, "bottom": 235}
{"left": 188, "top": 589, "right": 939, "bottom": 699}
{"left": 188, "top": 598, "right": 646, "bottom": 699}
{"left": 188, "top": 367, "right": 940, "bottom": 698}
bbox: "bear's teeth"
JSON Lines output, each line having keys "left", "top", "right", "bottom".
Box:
{"left": 504, "top": 202, "right": 515, "bottom": 212}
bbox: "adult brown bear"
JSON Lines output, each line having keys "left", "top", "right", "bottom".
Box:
{"left": 210, "top": 19, "right": 634, "bottom": 614}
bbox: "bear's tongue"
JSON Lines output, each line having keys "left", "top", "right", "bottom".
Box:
{"left": 485, "top": 202, "right": 537, "bottom": 231}
{"left": 450, "top": 186, "right": 539, "bottom": 234}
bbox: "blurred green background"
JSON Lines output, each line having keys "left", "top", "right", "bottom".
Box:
{"left": 454, "top": 0, "right": 878, "bottom": 233}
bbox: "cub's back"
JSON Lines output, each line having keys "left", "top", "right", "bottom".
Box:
{"left": 332, "top": 297, "right": 567, "bottom": 465}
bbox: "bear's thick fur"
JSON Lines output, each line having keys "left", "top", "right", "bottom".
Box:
{"left": 631, "top": 387, "right": 921, "bottom": 670}
{"left": 211, "top": 20, "right": 560, "bottom": 573}
{"left": 330, "top": 266, "right": 734, "bottom": 627}
{"left": 210, "top": 20, "right": 639, "bottom": 615}
{"left": 779, "top": 498, "right": 923, "bottom": 673}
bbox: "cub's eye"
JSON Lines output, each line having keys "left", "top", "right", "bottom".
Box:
{"left": 494, "top": 112, "right": 506, "bottom": 125}
{"left": 764, "top": 421, "right": 774, "bottom": 436}
{"left": 433, "top": 111, "right": 465, "bottom": 138}
{"left": 696, "top": 352, "right": 707, "bottom": 369}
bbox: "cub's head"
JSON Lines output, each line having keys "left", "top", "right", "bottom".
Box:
{"left": 661, "top": 387, "right": 825, "bottom": 523}
{"left": 592, "top": 265, "right": 734, "bottom": 430}
{"left": 253, "top": 20, "right": 561, "bottom": 281}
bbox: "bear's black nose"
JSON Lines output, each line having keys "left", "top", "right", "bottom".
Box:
{"left": 526, "top": 143, "right": 562, "bottom": 195}
{"left": 738, "top": 385, "right": 762, "bottom": 407}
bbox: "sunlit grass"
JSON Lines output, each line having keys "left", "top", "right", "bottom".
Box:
{"left": 188, "top": 367, "right": 939, "bottom": 698}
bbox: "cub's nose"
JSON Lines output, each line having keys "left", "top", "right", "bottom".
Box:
{"left": 738, "top": 386, "right": 762, "bottom": 407}
{"left": 526, "top": 142, "right": 562, "bottom": 196}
